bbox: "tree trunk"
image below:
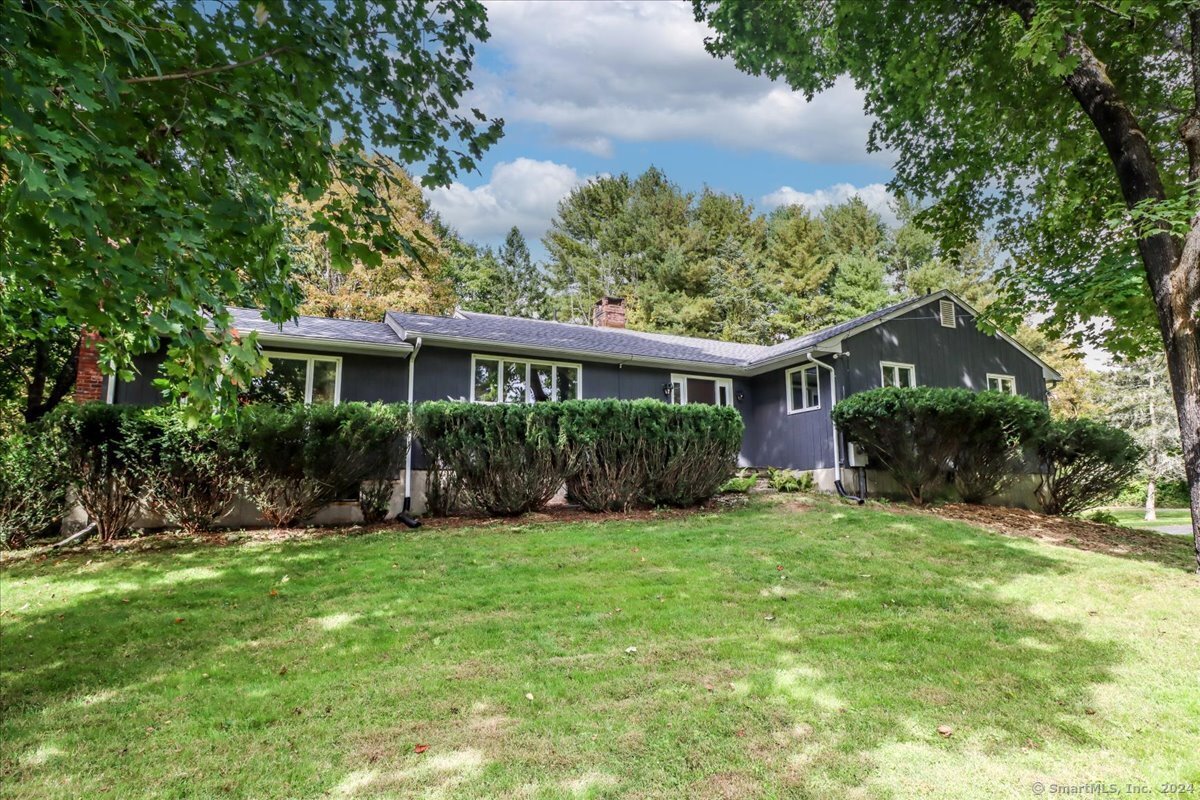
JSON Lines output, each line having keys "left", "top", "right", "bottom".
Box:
{"left": 1145, "top": 478, "right": 1157, "bottom": 522}
{"left": 1051, "top": 30, "right": 1200, "bottom": 572}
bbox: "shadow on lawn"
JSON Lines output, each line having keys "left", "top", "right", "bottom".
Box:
{"left": 0, "top": 507, "right": 1131, "bottom": 796}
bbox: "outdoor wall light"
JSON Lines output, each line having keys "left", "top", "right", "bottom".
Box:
{"left": 662, "top": 383, "right": 674, "bottom": 398}
{"left": 735, "top": 390, "right": 745, "bottom": 402}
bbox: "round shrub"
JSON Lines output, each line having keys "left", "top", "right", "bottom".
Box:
{"left": 638, "top": 402, "right": 744, "bottom": 507}
{"left": 951, "top": 391, "right": 1049, "bottom": 503}
{"left": 1036, "top": 419, "right": 1143, "bottom": 516}
{"left": 832, "top": 387, "right": 974, "bottom": 505}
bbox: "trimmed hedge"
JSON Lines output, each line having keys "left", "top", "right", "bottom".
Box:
{"left": 413, "top": 401, "right": 571, "bottom": 516}
{"left": 0, "top": 424, "right": 70, "bottom": 548}
{"left": 560, "top": 400, "right": 743, "bottom": 511}
{"left": 145, "top": 407, "right": 244, "bottom": 534}
{"left": 951, "top": 390, "right": 1049, "bottom": 503}
{"left": 832, "top": 387, "right": 977, "bottom": 504}
{"left": 241, "top": 402, "right": 409, "bottom": 527}
{"left": 53, "top": 403, "right": 160, "bottom": 541}
{"left": 834, "top": 387, "right": 1140, "bottom": 514}
{"left": 1035, "top": 419, "right": 1143, "bottom": 516}
{"left": 414, "top": 399, "right": 744, "bottom": 515}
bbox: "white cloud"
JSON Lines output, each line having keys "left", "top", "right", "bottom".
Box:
{"left": 761, "top": 182, "right": 898, "bottom": 225}
{"left": 474, "top": 1, "right": 883, "bottom": 162}
{"left": 425, "top": 158, "right": 590, "bottom": 241}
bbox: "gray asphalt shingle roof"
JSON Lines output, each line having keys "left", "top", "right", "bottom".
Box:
{"left": 385, "top": 294, "right": 935, "bottom": 367}
{"left": 227, "top": 307, "right": 402, "bottom": 346}
{"left": 222, "top": 294, "right": 941, "bottom": 368}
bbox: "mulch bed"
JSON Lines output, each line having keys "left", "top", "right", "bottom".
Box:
{"left": 0, "top": 496, "right": 749, "bottom": 566}
{"left": 917, "top": 502, "right": 1196, "bottom": 571}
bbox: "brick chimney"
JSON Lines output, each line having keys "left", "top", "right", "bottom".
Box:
{"left": 592, "top": 296, "right": 626, "bottom": 329}
{"left": 74, "top": 330, "right": 105, "bottom": 403}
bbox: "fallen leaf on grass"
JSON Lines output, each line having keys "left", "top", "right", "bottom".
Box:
{"left": 625, "top": 646, "right": 638, "bottom": 655}
{"left": 414, "top": 744, "right": 429, "bottom": 754}
{"left": 764, "top": 614, "right": 776, "bottom": 622}
{"left": 937, "top": 725, "right": 953, "bottom": 738}
{"left": 173, "top": 618, "right": 184, "bottom": 624}
{"left": 525, "top": 692, "right": 534, "bottom": 701}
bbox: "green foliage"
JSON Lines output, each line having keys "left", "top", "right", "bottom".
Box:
{"left": 542, "top": 169, "right": 948, "bottom": 341}
{"left": 559, "top": 400, "right": 743, "bottom": 511}
{"left": 52, "top": 403, "right": 160, "bottom": 541}
{"left": 438, "top": 223, "right": 552, "bottom": 319}
{"left": 1082, "top": 509, "right": 1120, "bottom": 526}
{"left": 835, "top": 387, "right": 1051, "bottom": 505}
{"left": 2, "top": 0, "right": 501, "bottom": 417}
{"left": 833, "top": 388, "right": 971, "bottom": 505}
{"left": 1036, "top": 419, "right": 1144, "bottom": 517}
{"left": 767, "top": 468, "right": 813, "bottom": 493}
{"left": 695, "top": 0, "right": 1189, "bottom": 358}
{"left": 720, "top": 471, "right": 759, "bottom": 494}
{"left": 414, "top": 400, "right": 743, "bottom": 515}
{"left": 143, "top": 407, "right": 245, "bottom": 535}
{"left": 952, "top": 391, "right": 1050, "bottom": 503}
{"left": 0, "top": 424, "right": 69, "bottom": 547}
{"left": 1114, "top": 479, "right": 1190, "bottom": 509}
{"left": 241, "top": 403, "right": 408, "bottom": 527}
{"left": 413, "top": 401, "right": 570, "bottom": 516}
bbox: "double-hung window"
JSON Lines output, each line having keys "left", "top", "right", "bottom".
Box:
{"left": 669, "top": 374, "right": 734, "bottom": 407}
{"left": 246, "top": 352, "right": 341, "bottom": 405}
{"left": 785, "top": 364, "right": 821, "bottom": 413}
{"left": 986, "top": 374, "right": 1017, "bottom": 395}
{"left": 880, "top": 361, "right": 916, "bottom": 388}
{"left": 472, "top": 355, "right": 581, "bottom": 403}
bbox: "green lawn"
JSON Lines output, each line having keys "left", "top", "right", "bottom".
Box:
{"left": 2, "top": 499, "right": 1198, "bottom": 799}
{"left": 1104, "top": 507, "right": 1193, "bottom": 531}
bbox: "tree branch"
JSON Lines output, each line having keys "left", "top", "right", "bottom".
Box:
{"left": 124, "top": 47, "right": 286, "bottom": 84}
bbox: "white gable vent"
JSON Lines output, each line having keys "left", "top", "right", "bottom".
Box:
{"left": 939, "top": 299, "right": 956, "bottom": 328}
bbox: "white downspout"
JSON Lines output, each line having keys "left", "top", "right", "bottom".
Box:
{"left": 805, "top": 352, "right": 841, "bottom": 484}
{"left": 403, "top": 336, "right": 423, "bottom": 512}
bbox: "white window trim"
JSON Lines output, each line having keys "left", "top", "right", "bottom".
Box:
{"left": 986, "top": 373, "right": 1017, "bottom": 395}
{"left": 784, "top": 364, "right": 821, "bottom": 414}
{"left": 261, "top": 350, "right": 342, "bottom": 405}
{"left": 669, "top": 373, "right": 734, "bottom": 407}
{"left": 880, "top": 361, "right": 917, "bottom": 388}
{"left": 469, "top": 354, "right": 583, "bottom": 404}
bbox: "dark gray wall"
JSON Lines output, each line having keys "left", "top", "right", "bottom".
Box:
{"left": 740, "top": 359, "right": 836, "bottom": 471}
{"left": 111, "top": 346, "right": 409, "bottom": 405}
{"left": 838, "top": 299, "right": 1047, "bottom": 402}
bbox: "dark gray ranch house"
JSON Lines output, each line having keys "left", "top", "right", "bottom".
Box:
{"left": 103, "top": 290, "right": 1060, "bottom": 515}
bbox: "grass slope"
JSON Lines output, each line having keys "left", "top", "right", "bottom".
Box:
{"left": 2, "top": 499, "right": 1197, "bottom": 799}
{"left": 1105, "top": 507, "right": 1193, "bottom": 530}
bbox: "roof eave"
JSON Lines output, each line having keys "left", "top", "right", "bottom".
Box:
{"left": 251, "top": 331, "right": 412, "bottom": 357}
{"left": 393, "top": 330, "right": 749, "bottom": 373}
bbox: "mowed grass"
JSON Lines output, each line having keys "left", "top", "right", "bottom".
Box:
{"left": 2, "top": 499, "right": 1198, "bottom": 799}
{"left": 1105, "top": 507, "right": 1193, "bottom": 530}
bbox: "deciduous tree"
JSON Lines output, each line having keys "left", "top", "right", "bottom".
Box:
{"left": 697, "top": 0, "right": 1200, "bottom": 569}
{"left": 2, "top": 0, "right": 501, "bottom": 416}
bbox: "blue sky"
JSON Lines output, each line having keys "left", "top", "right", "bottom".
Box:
{"left": 423, "top": 1, "right": 896, "bottom": 256}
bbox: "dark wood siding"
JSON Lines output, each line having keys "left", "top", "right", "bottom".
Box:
{"left": 110, "top": 346, "right": 409, "bottom": 405}
{"left": 739, "top": 360, "right": 836, "bottom": 471}
{"left": 839, "top": 300, "right": 1047, "bottom": 402}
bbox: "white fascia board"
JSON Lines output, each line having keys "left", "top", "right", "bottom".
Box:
{"left": 401, "top": 332, "right": 749, "bottom": 375}
{"left": 251, "top": 331, "right": 412, "bottom": 358}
